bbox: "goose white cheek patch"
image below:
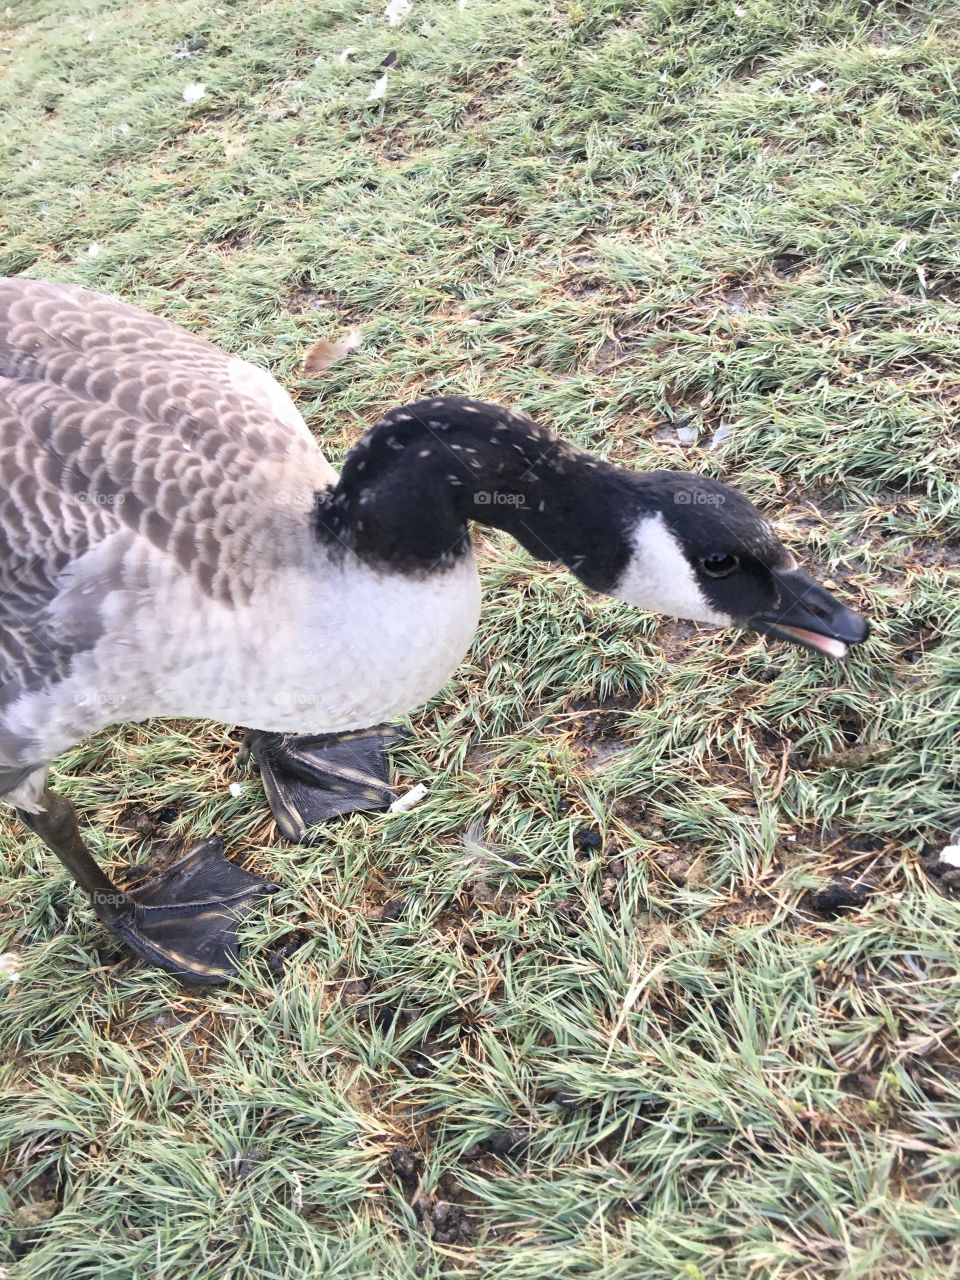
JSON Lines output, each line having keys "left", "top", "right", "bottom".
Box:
{"left": 612, "top": 515, "right": 732, "bottom": 626}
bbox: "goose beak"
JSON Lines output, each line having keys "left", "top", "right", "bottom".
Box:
{"left": 749, "top": 568, "right": 869, "bottom": 660}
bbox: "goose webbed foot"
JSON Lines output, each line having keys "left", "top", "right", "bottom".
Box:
{"left": 19, "top": 790, "right": 278, "bottom": 983}
{"left": 241, "top": 726, "right": 401, "bottom": 843}
{"left": 107, "top": 836, "right": 280, "bottom": 983}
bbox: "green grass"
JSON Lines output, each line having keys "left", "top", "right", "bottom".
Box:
{"left": 2, "top": 0, "right": 960, "bottom": 1275}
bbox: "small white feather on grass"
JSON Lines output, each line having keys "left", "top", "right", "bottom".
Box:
{"left": 367, "top": 72, "right": 389, "bottom": 101}
{"left": 939, "top": 831, "right": 960, "bottom": 868}
{"left": 389, "top": 783, "right": 428, "bottom": 813}
{"left": 182, "top": 82, "right": 206, "bottom": 103}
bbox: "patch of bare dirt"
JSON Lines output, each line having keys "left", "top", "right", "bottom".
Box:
{"left": 3, "top": 1161, "right": 63, "bottom": 1261}
{"left": 716, "top": 283, "right": 771, "bottom": 316}
{"left": 285, "top": 284, "right": 340, "bottom": 315}
{"left": 562, "top": 695, "right": 638, "bottom": 768}
{"left": 652, "top": 617, "right": 700, "bottom": 663}
{"left": 116, "top": 802, "right": 180, "bottom": 841}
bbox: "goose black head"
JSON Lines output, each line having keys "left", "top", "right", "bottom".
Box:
{"left": 325, "top": 397, "right": 868, "bottom": 659}
{"left": 613, "top": 472, "right": 868, "bottom": 659}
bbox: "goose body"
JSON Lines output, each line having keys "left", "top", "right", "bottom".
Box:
{"left": 0, "top": 279, "right": 480, "bottom": 809}
{"left": 0, "top": 278, "right": 868, "bottom": 982}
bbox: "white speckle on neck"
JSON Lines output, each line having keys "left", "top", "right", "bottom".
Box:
{"left": 612, "top": 514, "right": 731, "bottom": 625}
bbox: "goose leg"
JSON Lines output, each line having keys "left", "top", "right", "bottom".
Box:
{"left": 240, "top": 725, "right": 401, "bottom": 843}
{"left": 18, "top": 788, "right": 278, "bottom": 983}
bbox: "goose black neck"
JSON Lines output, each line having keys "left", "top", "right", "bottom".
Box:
{"left": 314, "top": 397, "right": 638, "bottom": 591}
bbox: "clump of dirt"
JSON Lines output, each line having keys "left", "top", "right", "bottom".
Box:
{"left": 211, "top": 225, "right": 255, "bottom": 251}
{"left": 6, "top": 1166, "right": 62, "bottom": 1260}
{"left": 412, "top": 1171, "right": 476, "bottom": 1245}
{"left": 355, "top": 872, "right": 408, "bottom": 922}
{"left": 404, "top": 1037, "right": 453, "bottom": 1079}
{"left": 794, "top": 829, "right": 893, "bottom": 921}
{"left": 382, "top": 1145, "right": 477, "bottom": 1246}
{"left": 599, "top": 852, "right": 627, "bottom": 910}
{"left": 375, "top": 897, "right": 407, "bottom": 924}
{"left": 612, "top": 796, "right": 709, "bottom": 889}
{"left": 805, "top": 878, "right": 871, "bottom": 919}
{"left": 575, "top": 826, "right": 602, "bottom": 854}
{"left": 465, "top": 875, "right": 498, "bottom": 907}
{"left": 611, "top": 798, "right": 699, "bottom": 886}
{"left": 711, "top": 892, "right": 780, "bottom": 927}
{"left": 116, "top": 802, "right": 179, "bottom": 840}
{"left": 568, "top": 275, "right": 610, "bottom": 302}
{"left": 228, "top": 1147, "right": 269, "bottom": 1184}
{"left": 549, "top": 1085, "right": 591, "bottom": 1111}
{"left": 841, "top": 1071, "right": 880, "bottom": 1100}
{"left": 383, "top": 1143, "right": 423, "bottom": 1185}
{"left": 337, "top": 978, "right": 370, "bottom": 1006}
{"left": 919, "top": 840, "right": 960, "bottom": 901}
{"left": 471, "top": 1126, "right": 529, "bottom": 1159}
{"left": 264, "top": 928, "right": 311, "bottom": 976}
{"left": 556, "top": 893, "right": 587, "bottom": 929}
{"left": 591, "top": 336, "right": 628, "bottom": 372}
{"left": 709, "top": 826, "right": 897, "bottom": 929}
{"left": 769, "top": 252, "right": 808, "bottom": 278}
{"left": 650, "top": 846, "right": 699, "bottom": 885}
{"left": 11, "top": 1198, "right": 59, "bottom": 1230}
{"left": 413, "top": 1192, "right": 470, "bottom": 1244}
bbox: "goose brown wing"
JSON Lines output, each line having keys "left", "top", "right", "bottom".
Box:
{"left": 0, "top": 276, "right": 334, "bottom": 697}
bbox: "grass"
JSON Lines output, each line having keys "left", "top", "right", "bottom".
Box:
{"left": 1, "top": 0, "right": 959, "bottom": 1275}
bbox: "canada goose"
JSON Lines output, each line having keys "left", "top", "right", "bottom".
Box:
{"left": 0, "top": 278, "right": 868, "bottom": 983}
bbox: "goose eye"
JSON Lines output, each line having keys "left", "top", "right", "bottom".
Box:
{"left": 701, "top": 553, "right": 739, "bottom": 578}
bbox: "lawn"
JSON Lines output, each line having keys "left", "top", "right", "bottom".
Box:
{"left": 1, "top": 0, "right": 959, "bottom": 1276}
